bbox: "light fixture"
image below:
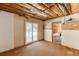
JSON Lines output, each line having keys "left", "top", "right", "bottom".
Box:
{"left": 60, "top": 3, "right": 72, "bottom": 24}
{"left": 59, "top": 3, "right": 72, "bottom": 24}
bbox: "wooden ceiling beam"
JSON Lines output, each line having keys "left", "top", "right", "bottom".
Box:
{"left": 18, "top": 3, "right": 52, "bottom": 20}
{"left": 69, "top": 3, "right": 72, "bottom": 13}
{"left": 0, "top": 4, "right": 24, "bottom": 15}
{"left": 64, "top": 3, "right": 70, "bottom": 14}
{"left": 38, "top": 3, "right": 58, "bottom": 17}
{"left": 64, "top": 3, "right": 70, "bottom": 15}
{"left": 44, "top": 3, "right": 63, "bottom": 16}
{"left": 0, "top": 3, "right": 46, "bottom": 20}
{"left": 0, "top": 3, "right": 74, "bottom": 21}
{"left": 43, "top": 3, "right": 59, "bottom": 17}
{"left": 66, "top": 3, "right": 72, "bottom": 14}
{"left": 55, "top": 3, "right": 64, "bottom": 16}
{"left": 27, "top": 3, "right": 53, "bottom": 18}
{"left": 60, "top": 3, "right": 70, "bottom": 15}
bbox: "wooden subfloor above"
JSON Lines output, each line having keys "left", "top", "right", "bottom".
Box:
{"left": 0, "top": 41, "right": 79, "bottom": 56}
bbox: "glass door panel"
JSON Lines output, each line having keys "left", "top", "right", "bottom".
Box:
{"left": 33, "top": 23, "right": 38, "bottom": 41}
{"left": 25, "top": 22, "right": 32, "bottom": 44}
{"left": 25, "top": 22, "right": 38, "bottom": 44}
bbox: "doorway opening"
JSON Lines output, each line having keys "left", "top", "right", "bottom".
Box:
{"left": 25, "top": 22, "right": 38, "bottom": 44}
{"left": 52, "top": 22, "right": 62, "bottom": 44}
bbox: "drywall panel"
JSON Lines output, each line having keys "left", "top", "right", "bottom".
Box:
{"left": 61, "top": 30, "right": 79, "bottom": 50}
{"left": 14, "top": 14, "right": 25, "bottom": 48}
{"left": 44, "top": 29, "right": 52, "bottom": 42}
{"left": 0, "top": 11, "right": 14, "bottom": 52}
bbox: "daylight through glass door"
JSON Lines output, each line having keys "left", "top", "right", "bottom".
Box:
{"left": 25, "top": 22, "right": 38, "bottom": 44}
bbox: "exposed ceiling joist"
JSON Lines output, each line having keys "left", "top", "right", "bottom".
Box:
{"left": 55, "top": 3, "right": 64, "bottom": 16}
{"left": 0, "top": 3, "right": 47, "bottom": 20}
{"left": 43, "top": 3, "right": 59, "bottom": 17}
{"left": 27, "top": 3, "right": 53, "bottom": 18}
{"left": 64, "top": 3, "right": 71, "bottom": 14}
{"left": 66, "top": 3, "right": 72, "bottom": 14}
{"left": 59, "top": 3, "right": 70, "bottom": 15}
{"left": 0, "top": 3, "right": 78, "bottom": 21}
{"left": 38, "top": 3, "right": 58, "bottom": 17}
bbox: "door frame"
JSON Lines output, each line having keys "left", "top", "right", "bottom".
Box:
{"left": 52, "top": 21, "right": 62, "bottom": 43}
{"left": 24, "top": 21, "right": 38, "bottom": 45}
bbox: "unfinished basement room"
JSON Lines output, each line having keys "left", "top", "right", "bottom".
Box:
{"left": 0, "top": 3, "right": 79, "bottom": 56}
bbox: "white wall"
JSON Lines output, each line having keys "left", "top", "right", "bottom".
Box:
{"left": 0, "top": 11, "right": 14, "bottom": 52}
{"left": 44, "top": 13, "right": 79, "bottom": 42}
{"left": 62, "top": 30, "right": 79, "bottom": 50}
{"left": 0, "top": 11, "right": 44, "bottom": 52}
{"left": 14, "top": 14, "right": 25, "bottom": 48}
{"left": 45, "top": 13, "right": 79, "bottom": 24}
{"left": 44, "top": 29, "right": 52, "bottom": 42}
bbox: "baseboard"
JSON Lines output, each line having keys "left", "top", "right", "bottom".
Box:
{"left": 44, "top": 40, "right": 79, "bottom": 51}
{"left": 0, "top": 45, "right": 25, "bottom": 54}
{"left": 62, "top": 44, "right": 79, "bottom": 51}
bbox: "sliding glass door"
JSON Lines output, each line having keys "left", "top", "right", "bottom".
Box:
{"left": 25, "top": 22, "right": 38, "bottom": 44}
{"left": 25, "top": 22, "right": 32, "bottom": 44}
{"left": 33, "top": 23, "right": 38, "bottom": 41}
